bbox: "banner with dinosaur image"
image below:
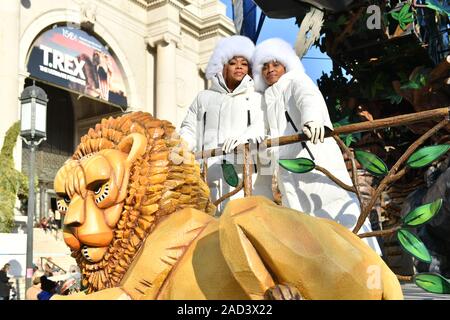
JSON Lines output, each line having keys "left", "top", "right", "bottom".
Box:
{"left": 27, "top": 26, "right": 128, "bottom": 107}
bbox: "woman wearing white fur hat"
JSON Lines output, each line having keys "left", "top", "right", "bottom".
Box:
{"left": 252, "top": 38, "right": 381, "bottom": 253}
{"left": 180, "top": 35, "right": 272, "bottom": 214}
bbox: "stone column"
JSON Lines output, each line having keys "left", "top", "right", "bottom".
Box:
{"left": 0, "top": 1, "right": 20, "bottom": 149}
{"left": 146, "top": 44, "right": 156, "bottom": 116}
{"left": 155, "top": 38, "right": 177, "bottom": 122}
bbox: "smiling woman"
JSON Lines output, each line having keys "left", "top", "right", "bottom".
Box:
{"left": 252, "top": 37, "right": 381, "bottom": 254}
{"left": 179, "top": 35, "right": 273, "bottom": 214}
{"left": 222, "top": 56, "right": 249, "bottom": 91}
{"left": 261, "top": 60, "right": 286, "bottom": 86}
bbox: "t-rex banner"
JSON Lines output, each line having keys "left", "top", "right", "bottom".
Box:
{"left": 27, "top": 26, "right": 127, "bottom": 107}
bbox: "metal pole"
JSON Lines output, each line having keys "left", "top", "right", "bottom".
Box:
{"left": 25, "top": 142, "right": 36, "bottom": 292}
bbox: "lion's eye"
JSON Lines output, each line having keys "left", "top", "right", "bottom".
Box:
{"left": 94, "top": 182, "right": 110, "bottom": 204}
{"left": 94, "top": 184, "right": 102, "bottom": 195}
{"left": 57, "top": 198, "right": 69, "bottom": 213}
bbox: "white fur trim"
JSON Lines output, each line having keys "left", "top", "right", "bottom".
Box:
{"left": 252, "top": 38, "right": 305, "bottom": 92}
{"left": 205, "top": 35, "right": 255, "bottom": 80}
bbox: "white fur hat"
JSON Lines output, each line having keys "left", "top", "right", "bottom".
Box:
{"left": 205, "top": 35, "right": 255, "bottom": 80}
{"left": 252, "top": 38, "right": 305, "bottom": 92}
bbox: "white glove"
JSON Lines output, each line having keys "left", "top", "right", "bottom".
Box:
{"left": 222, "top": 136, "right": 242, "bottom": 154}
{"left": 222, "top": 135, "right": 266, "bottom": 153}
{"left": 302, "top": 121, "right": 324, "bottom": 144}
{"left": 247, "top": 135, "right": 265, "bottom": 144}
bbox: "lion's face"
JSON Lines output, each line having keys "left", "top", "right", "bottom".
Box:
{"left": 53, "top": 112, "right": 215, "bottom": 293}
{"left": 54, "top": 134, "right": 147, "bottom": 264}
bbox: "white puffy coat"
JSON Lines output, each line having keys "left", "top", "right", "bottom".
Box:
{"left": 180, "top": 74, "right": 273, "bottom": 213}
{"left": 264, "top": 69, "right": 381, "bottom": 253}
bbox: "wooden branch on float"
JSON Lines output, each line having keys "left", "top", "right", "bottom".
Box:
{"left": 201, "top": 156, "right": 208, "bottom": 183}
{"left": 333, "top": 135, "right": 363, "bottom": 208}
{"left": 358, "top": 226, "right": 401, "bottom": 239}
{"left": 263, "top": 107, "right": 449, "bottom": 149}
{"left": 243, "top": 144, "right": 253, "bottom": 197}
{"left": 314, "top": 165, "right": 356, "bottom": 193}
{"left": 396, "top": 275, "right": 413, "bottom": 281}
{"left": 213, "top": 182, "right": 244, "bottom": 207}
{"left": 195, "top": 107, "right": 450, "bottom": 160}
{"left": 429, "top": 55, "right": 450, "bottom": 84}
{"left": 352, "top": 119, "right": 449, "bottom": 234}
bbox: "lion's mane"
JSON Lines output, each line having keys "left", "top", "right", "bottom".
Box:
{"left": 71, "top": 112, "right": 215, "bottom": 293}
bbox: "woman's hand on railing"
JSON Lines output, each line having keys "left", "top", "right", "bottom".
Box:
{"left": 303, "top": 121, "right": 325, "bottom": 144}
{"left": 222, "top": 136, "right": 243, "bottom": 153}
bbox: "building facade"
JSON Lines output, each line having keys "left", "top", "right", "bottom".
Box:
{"left": 0, "top": 0, "right": 234, "bottom": 223}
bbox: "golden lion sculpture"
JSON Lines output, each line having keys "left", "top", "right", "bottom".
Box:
{"left": 53, "top": 112, "right": 403, "bottom": 300}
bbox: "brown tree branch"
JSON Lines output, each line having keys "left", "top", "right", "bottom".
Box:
{"left": 429, "top": 55, "right": 450, "bottom": 84}
{"left": 358, "top": 226, "right": 401, "bottom": 239}
{"left": 333, "top": 135, "right": 363, "bottom": 208}
{"left": 213, "top": 182, "right": 244, "bottom": 207}
{"left": 352, "top": 119, "right": 449, "bottom": 234}
{"left": 387, "top": 168, "right": 407, "bottom": 184}
{"left": 243, "top": 144, "right": 253, "bottom": 197}
{"left": 201, "top": 157, "right": 208, "bottom": 183}
{"left": 315, "top": 165, "right": 356, "bottom": 193}
{"left": 195, "top": 107, "right": 450, "bottom": 160}
{"left": 396, "top": 275, "right": 413, "bottom": 282}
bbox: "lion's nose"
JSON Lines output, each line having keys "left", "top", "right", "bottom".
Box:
{"left": 64, "top": 195, "right": 85, "bottom": 226}
{"left": 76, "top": 195, "right": 113, "bottom": 247}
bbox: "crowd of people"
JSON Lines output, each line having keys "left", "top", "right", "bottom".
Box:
{"left": 0, "top": 261, "right": 81, "bottom": 300}
{"left": 25, "top": 263, "right": 81, "bottom": 300}
{"left": 37, "top": 209, "right": 62, "bottom": 240}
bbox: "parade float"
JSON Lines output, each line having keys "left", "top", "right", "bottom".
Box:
{"left": 50, "top": 111, "right": 409, "bottom": 300}
{"left": 7, "top": 0, "right": 442, "bottom": 300}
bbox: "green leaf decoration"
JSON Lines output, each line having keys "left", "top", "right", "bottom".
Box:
{"left": 391, "top": 4, "right": 414, "bottom": 30}
{"left": 333, "top": 117, "right": 359, "bottom": 147}
{"left": 354, "top": 150, "right": 389, "bottom": 176}
{"left": 406, "top": 145, "right": 450, "bottom": 169}
{"left": 403, "top": 199, "right": 443, "bottom": 227}
{"left": 278, "top": 158, "right": 315, "bottom": 174}
{"left": 418, "top": 74, "right": 427, "bottom": 86}
{"left": 333, "top": 116, "right": 350, "bottom": 128}
{"left": 425, "top": 0, "right": 450, "bottom": 16}
{"left": 221, "top": 162, "right": 239, "bottom": 187}
{"left": 400, "top": 81, "right": 421, "bottom": 90}
{"left": 404, "top": 12, "right": 414, "bottom": 19}
{"left": 415, "top": 273, "right": 450, "bottom": 294}
{"left": 401, "top": 72, "right": 428, "bottom": 90}
{"left": 397, "top": 229, "right": 432, "bottom": 263}
{"left": 344, "top": 134, "right": 356, "bottom": 147}
{"left": 388, "top": 94, "right": 403, "bottom": 105}
{"left": 399, "top": 3, "right": 411, "bottom": 16}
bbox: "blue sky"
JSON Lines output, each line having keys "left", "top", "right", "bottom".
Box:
{"left": 220, "top": 0, "right": 332, "bottom": 83}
